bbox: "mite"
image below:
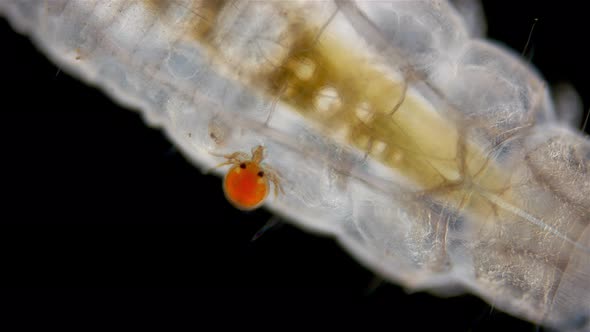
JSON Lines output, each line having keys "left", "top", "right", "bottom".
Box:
{"left": 214, "top": 145, "right": 284, "bottom": 210}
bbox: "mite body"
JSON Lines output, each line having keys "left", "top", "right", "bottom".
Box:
{"left": 214, "top": 145, "right": 283, "bottom": 210}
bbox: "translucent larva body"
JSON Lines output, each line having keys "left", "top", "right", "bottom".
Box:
{"left": 1, "top": 1, "right": 588, "bottom": 330}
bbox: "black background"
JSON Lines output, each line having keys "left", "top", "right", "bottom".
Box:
{"left": 1, "top": 1, "right": 588, "bottom": 331}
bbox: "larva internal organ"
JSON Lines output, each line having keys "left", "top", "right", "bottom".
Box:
{"left": 1, "top": 0, "right": 588, "bottom": 330}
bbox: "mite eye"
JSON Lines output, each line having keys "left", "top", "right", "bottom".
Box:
{"left": 257, "top": 171, "right": 264, "bottom": 177}
{"left": 240, "top": 163, "right": 246, "bottom": 169}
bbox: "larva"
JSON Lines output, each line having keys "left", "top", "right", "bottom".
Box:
{"left": 0, "top": 1, "right": 588, "bottom": 329}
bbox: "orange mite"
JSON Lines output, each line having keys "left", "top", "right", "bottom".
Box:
{"left": 213, "top": 145, "right": 284, "bottom": 211}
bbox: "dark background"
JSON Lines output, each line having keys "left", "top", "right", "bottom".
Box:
{"left": 0, "top": 1, "right": 588, "bottom": 330}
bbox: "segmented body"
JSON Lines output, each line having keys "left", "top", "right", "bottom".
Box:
{"left": 1, "top": 1, "right": 588, "bottom": 330}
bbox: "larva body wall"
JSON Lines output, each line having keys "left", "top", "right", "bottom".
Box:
{"left": 1, "top": 1, "right": 588, "bottom": 330}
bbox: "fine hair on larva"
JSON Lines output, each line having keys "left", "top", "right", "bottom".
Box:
{"left": 1, "top": 1, "right": 589, "bottom": 331}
